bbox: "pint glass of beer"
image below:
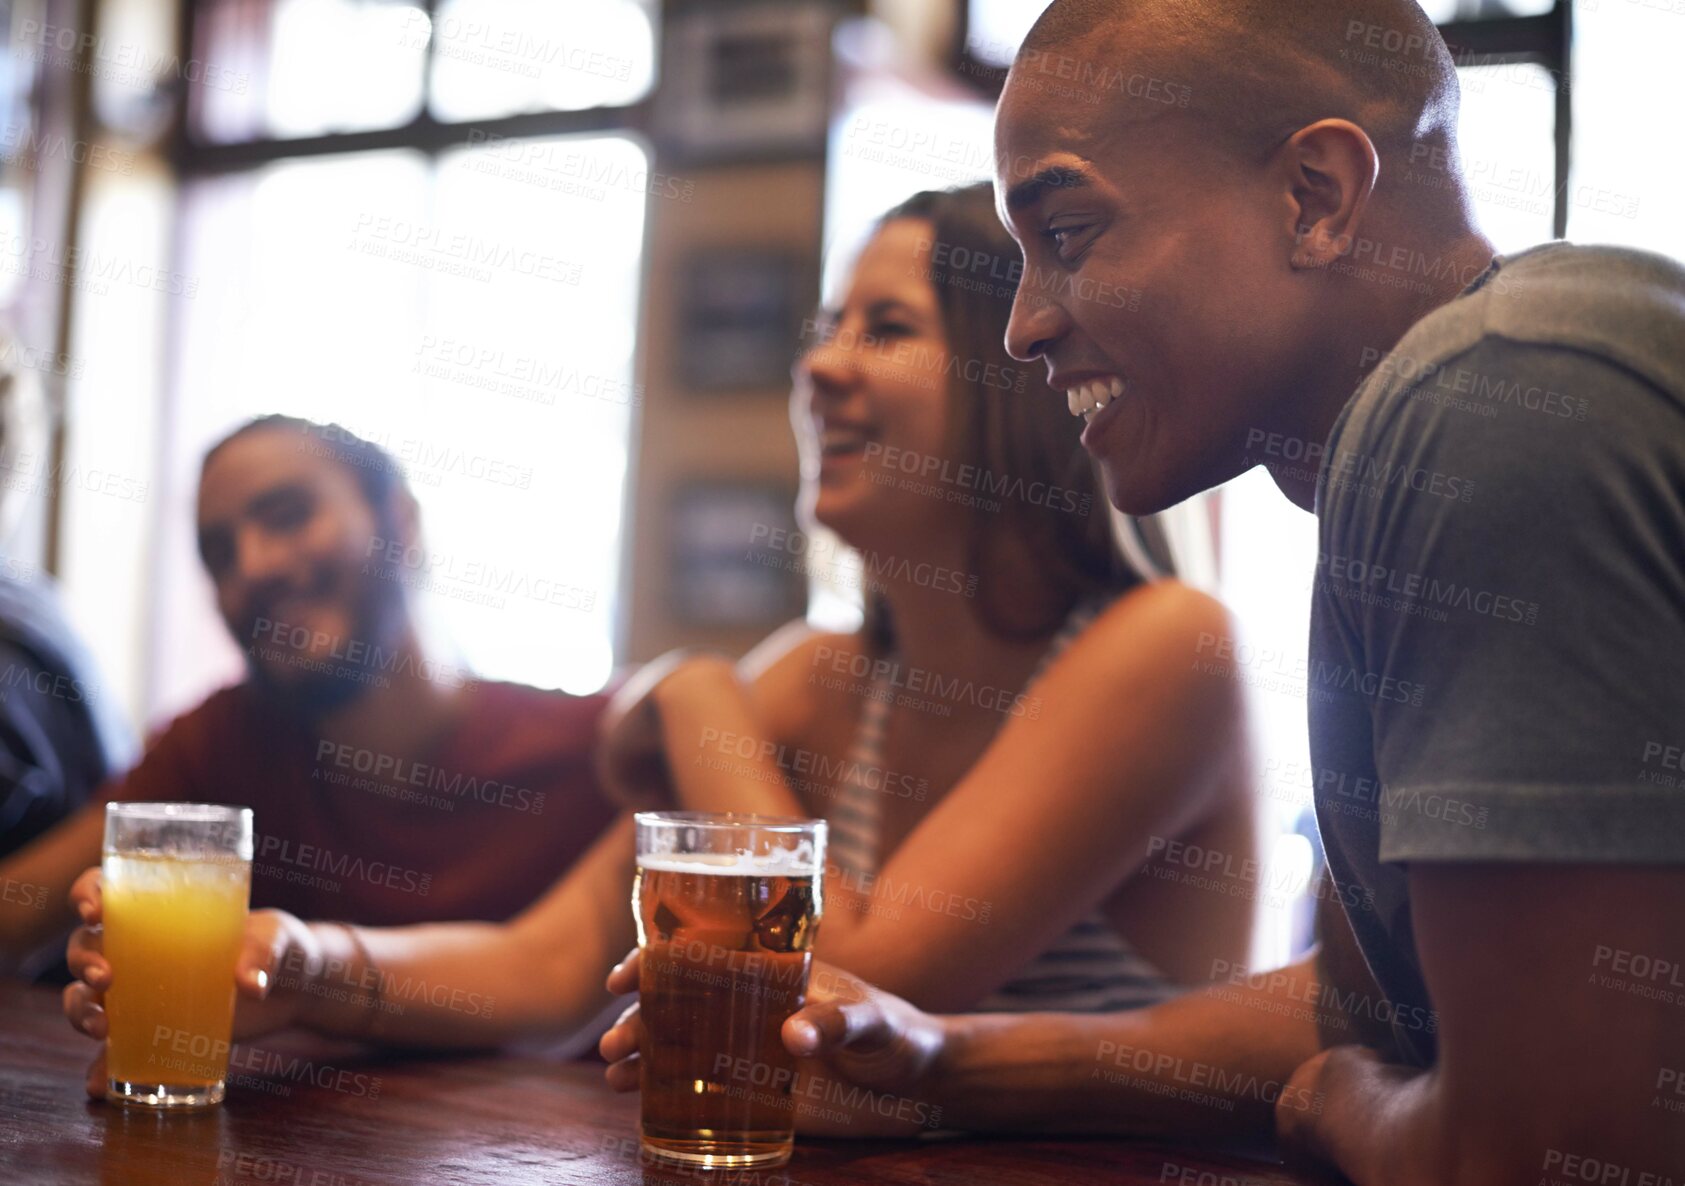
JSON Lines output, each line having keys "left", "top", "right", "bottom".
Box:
{"left": 102, "top": 802, "right": 253, "bottom": 1109}
{"left": 634, "top": 811, "right": 826, "bottom": 1169}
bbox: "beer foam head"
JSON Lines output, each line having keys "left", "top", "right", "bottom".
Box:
{"left": 637, "top": 849, "right": 819, "bottom": 877}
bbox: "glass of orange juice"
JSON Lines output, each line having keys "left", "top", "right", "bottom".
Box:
{"left": 102, "top": 802, "right": 253, "bottom": 1109}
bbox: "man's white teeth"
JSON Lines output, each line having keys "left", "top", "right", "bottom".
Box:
{"left": 1068, "top": 378, "right": 1125, "bottom": 420}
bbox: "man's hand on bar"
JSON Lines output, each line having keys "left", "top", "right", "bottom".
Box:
{"left": 600, "top": 949, "right": 951, "bottom": 1138}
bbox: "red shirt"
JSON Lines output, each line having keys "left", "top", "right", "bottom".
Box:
{"left": 101, "top": 680, "right": 618, "bottom": 926}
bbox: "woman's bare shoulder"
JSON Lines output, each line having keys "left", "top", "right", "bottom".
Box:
{"left": 740, "top": 621, "right": 867, "bottom": 746}
{"left": 1077, "top": 580, "right": 1234, "bottom": 660}
{"left": 1048, "top": 579, "right": 1241, "bottom": 713}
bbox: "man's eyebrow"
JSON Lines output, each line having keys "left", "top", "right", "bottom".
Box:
{"left": 1004, "top": 165, "right": 1093, "bottom": 214}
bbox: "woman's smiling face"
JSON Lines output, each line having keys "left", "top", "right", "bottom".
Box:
{"left": 792, "top": 218, "right": 969, "bottom": 551}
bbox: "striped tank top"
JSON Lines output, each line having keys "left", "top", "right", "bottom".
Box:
{"left": 826, "top": 600, "right": 1179, "bottom": 1013}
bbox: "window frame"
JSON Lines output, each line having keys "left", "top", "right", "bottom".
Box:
{"left": 169, "top": 0, "right": 656, "bottom": 178}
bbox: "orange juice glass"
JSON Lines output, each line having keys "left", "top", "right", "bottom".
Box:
{"left": 102, "top": 803, "right": 252, "bottom": 1109}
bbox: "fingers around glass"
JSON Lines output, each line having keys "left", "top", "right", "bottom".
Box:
{"left": 63, "top": 981, "right": 108, "bottom": 1040}
{"left": 66, "top": 928, "right": 108, "bottom": 986}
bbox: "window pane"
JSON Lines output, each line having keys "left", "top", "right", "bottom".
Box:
{"left": 161, "top": 137, "right": 645, "bottom": 716}
{"left": 1450, "top": 62, "right": 1557, "bottom": 253}
{"left": 423, "top": 134, "right": 646, "bottom": 690}
{"left": 190, "top": 0, "right": 427, "bottom": 144}
{"left": 0, "top": 0, "right": 42, "bottom": 309}
{"left": 427, "top": 0, "right": 655, "bottom": 122}
{"left": 1214, "top": 467, "right": 1323, "bottom": 968}
{"left": 1423, "top": 0, "right": 1555, "bottom": 18}
{"left": 825, "top": 78, "right": 994, "bottom": 292}
{"left": 1568, "top": 0, "right": 1685, "bottom": 263}
{"left": 0, "top": 185, "right": 22, "bottom": 309}
{"left": 57, "top": 161, "right": 176, "bottom": 726}
{"left": 965, "top": 0, "right": 1050, "bottom": 68}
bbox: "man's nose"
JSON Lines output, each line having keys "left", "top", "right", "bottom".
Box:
{"left": 1005, "top": 283, "right": 1067, "bottom": 363}
{"left": 232, "top": 525, "right": 293, "bottom": 587}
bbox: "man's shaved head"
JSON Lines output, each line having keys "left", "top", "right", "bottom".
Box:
{"left": 1021, "top": 0, "right": 1461, "bottom": 179}
{"left": 1010, "top": 0, "right": 1477, "bottom": 244}
{"left": 992, "top": 0, "right": 1495, "bottom": 516}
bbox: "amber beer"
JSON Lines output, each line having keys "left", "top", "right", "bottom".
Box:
{"left": 634, "top": 813, "right": 825, "bottom": 1170}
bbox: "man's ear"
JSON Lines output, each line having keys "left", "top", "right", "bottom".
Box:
{"left": 1279, "top": 119, "right": 1380, "bottom": 270}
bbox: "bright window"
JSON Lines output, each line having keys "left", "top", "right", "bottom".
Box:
{"left": 964, "top": 0, "right": 1049, "bottom": 67}
{"left": 1569, "top": 0, "right": 1685, "bottom": 263}
{"left": 188, "top": 0, "right": 659, "bottom": 142}
{"left": 190, "top": 0, "right": 430, "bottom": 143}
{"left": 428, "top": 0, "right": 656, "bottom": 121}
{"left": 823, "top": 76, "right": 995, "bottom": 293}
{"left": 1454, "top": 63, "right": 1559, "bottom": 253}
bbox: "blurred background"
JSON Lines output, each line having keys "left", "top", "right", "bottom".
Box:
{"left": 0, "top": 0, "right": 1678, "bottom": 967}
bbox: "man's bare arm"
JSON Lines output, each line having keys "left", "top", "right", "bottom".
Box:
{"left": 1280, "top": 865, "right": 1685, "bottom": 1185}
{"left": 904, "top": 954, "right": 1323, "bottom": 1144}
{"left": 602, "top": 950, "right": 1324, "bottom": 1146}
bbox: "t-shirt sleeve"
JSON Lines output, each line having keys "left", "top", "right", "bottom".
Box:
{"left": 1321, "top": 337, "right": 1685, "bottom": 863}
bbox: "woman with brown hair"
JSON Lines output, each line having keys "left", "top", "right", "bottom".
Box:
{"left": 601, "top": 181, "right": 1257, "bottom": 1014}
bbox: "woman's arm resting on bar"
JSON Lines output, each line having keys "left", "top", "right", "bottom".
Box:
{"left": 595, "top": 621, "right": 833, "bottom": 820}
{"left": 644, "top": 652, "right": 805, "bottom": 818}
{"left": 595, "top": 649, "right": 781, "bottom": 812}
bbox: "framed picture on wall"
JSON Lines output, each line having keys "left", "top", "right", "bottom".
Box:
{"left": 656, "top": 0, "right": 833, "bottom": 164}
{"left": 676, "top": 250, "right": 807, "bottom": 392}
{"left": 669, "top": 481, "right": 804, "bottom": 628}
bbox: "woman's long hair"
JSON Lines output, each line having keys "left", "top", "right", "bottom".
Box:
{"left": 862, "top": 183, "right": 1169, "bottom": 653}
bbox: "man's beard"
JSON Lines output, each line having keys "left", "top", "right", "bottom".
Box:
{"left": 248, "top": 646, "right": 376, "bottom": 720}
{"left": 244, "top": 552, "right": 412, "bottom": 723}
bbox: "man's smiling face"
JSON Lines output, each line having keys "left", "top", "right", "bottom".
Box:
{"left": 993, "top": 52, "right": 1326, "bottom": 515}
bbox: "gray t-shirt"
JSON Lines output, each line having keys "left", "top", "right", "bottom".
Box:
{"left": 1309, "top": 242, "right": 1685, "bottom": 1066}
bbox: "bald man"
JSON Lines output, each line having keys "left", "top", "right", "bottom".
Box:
{"left": 596, "top": 1, "right": 1685, "bottom": 1181}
